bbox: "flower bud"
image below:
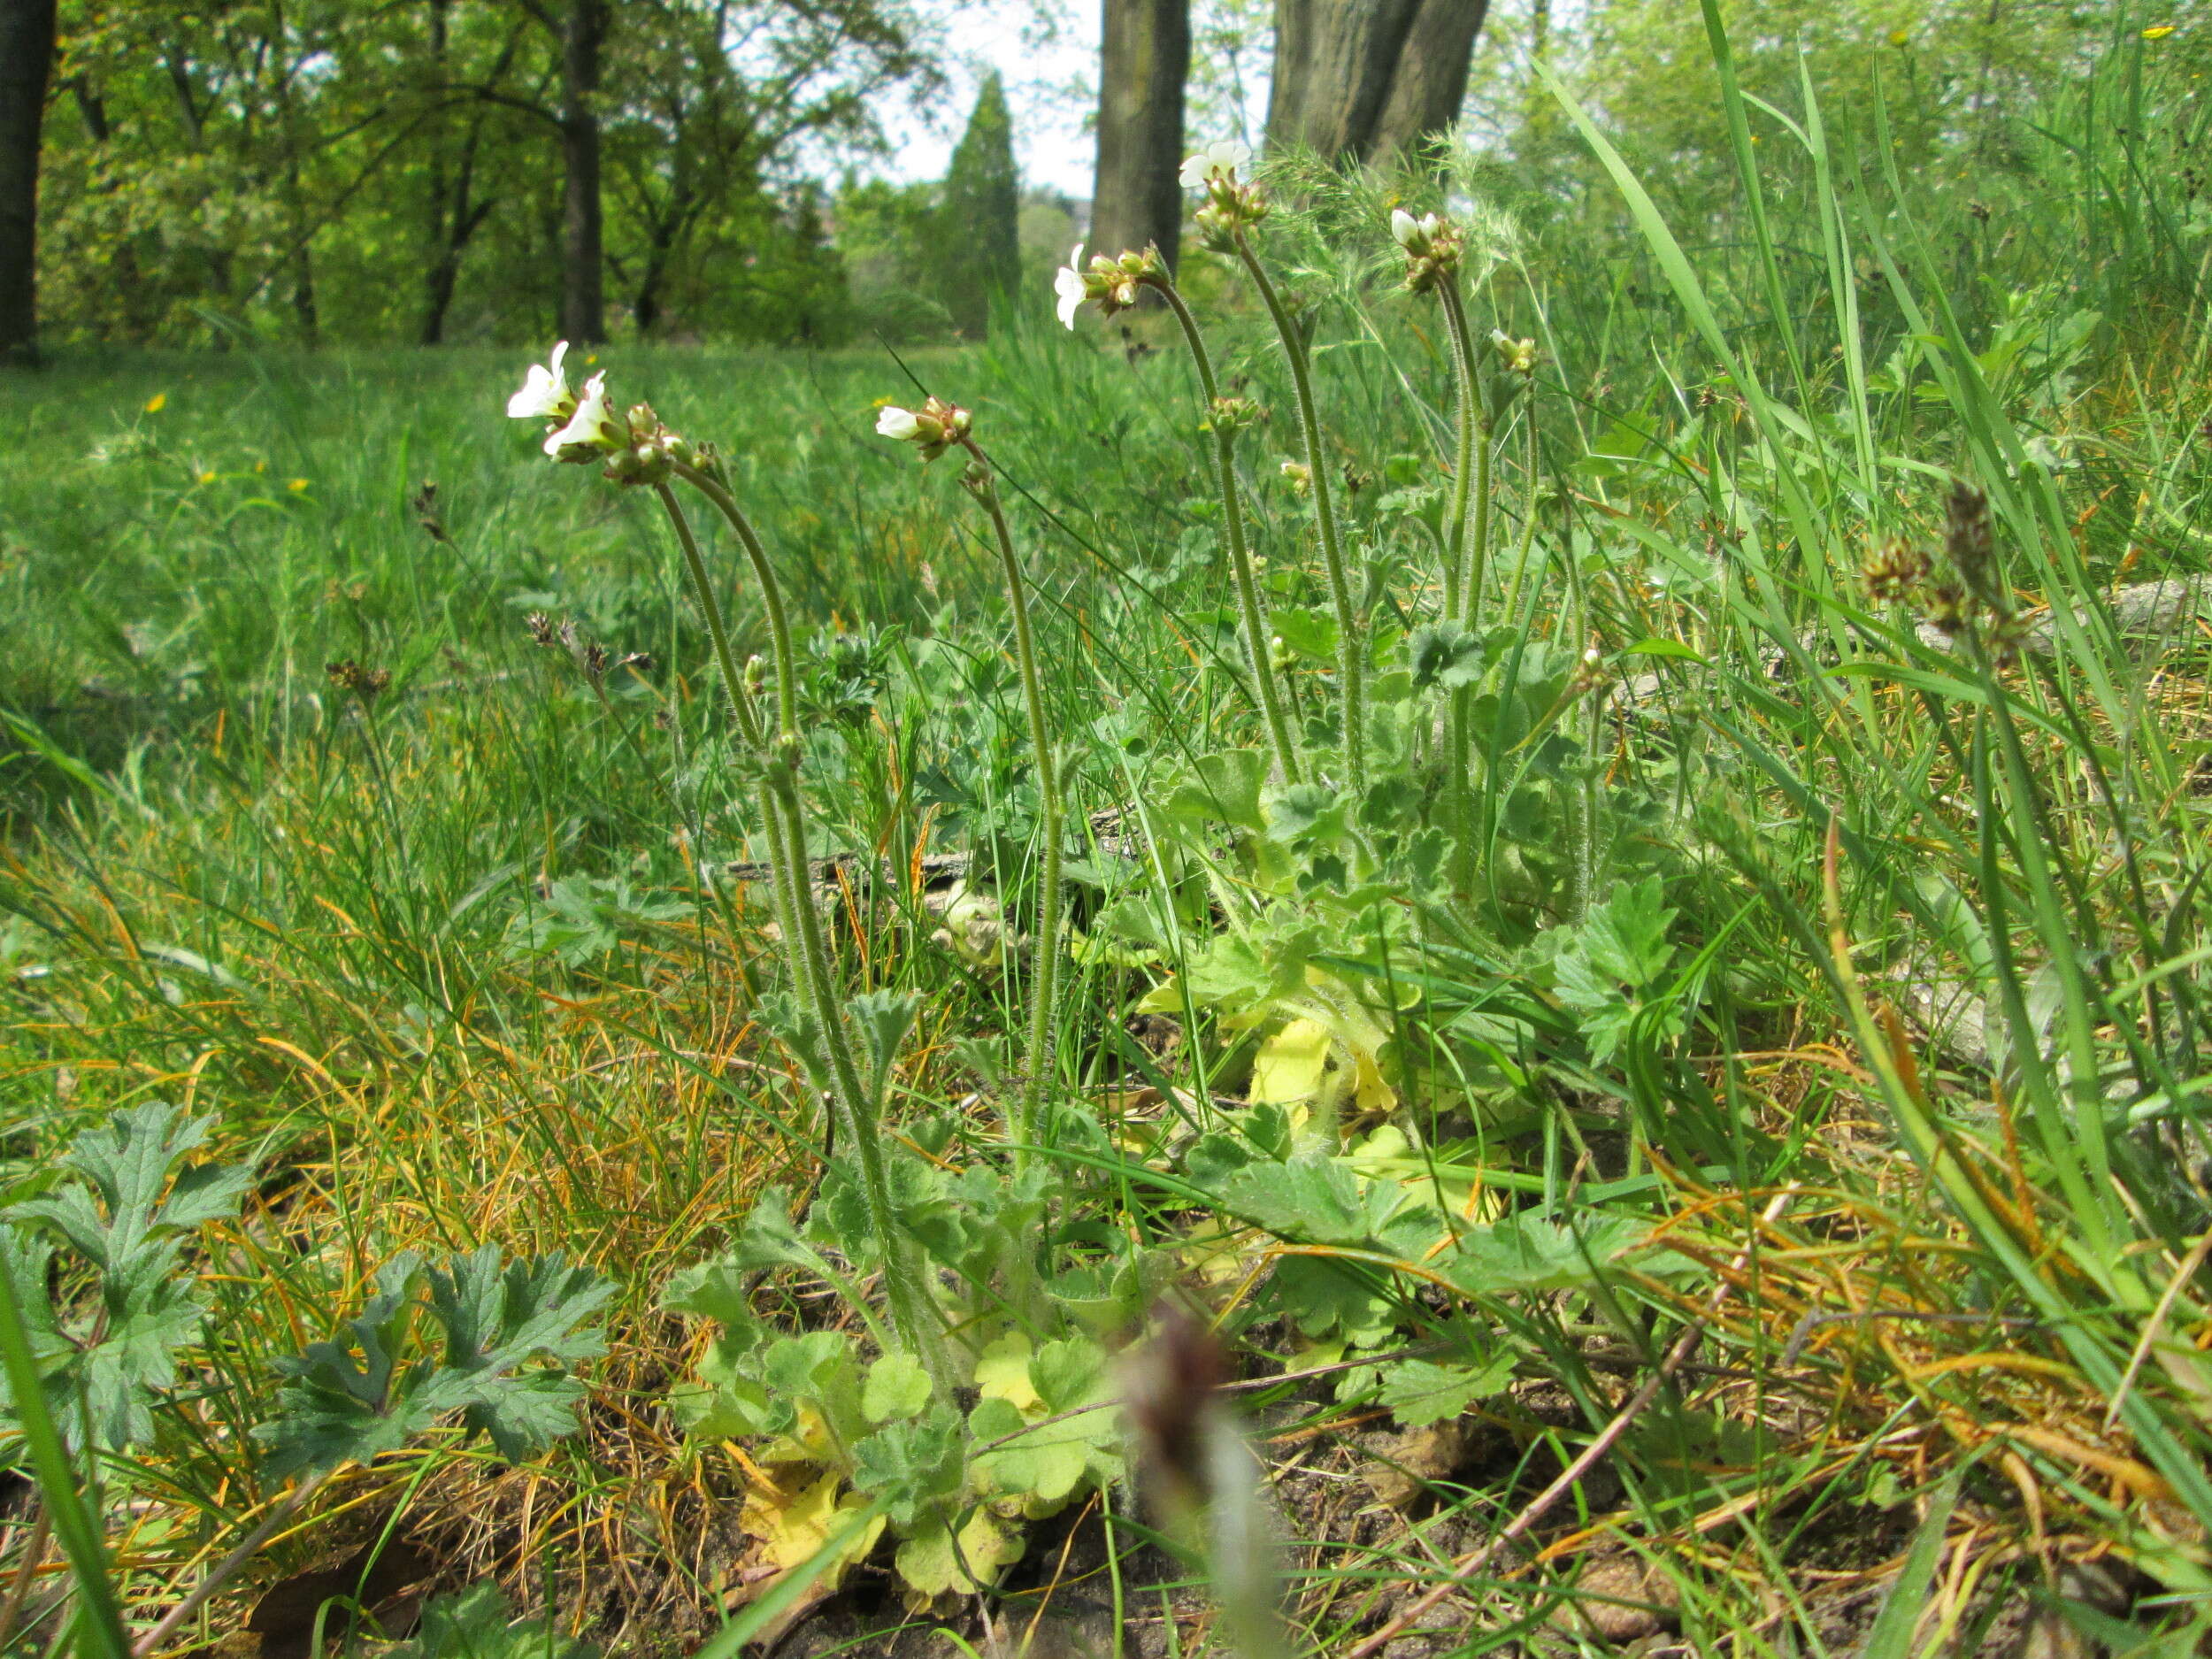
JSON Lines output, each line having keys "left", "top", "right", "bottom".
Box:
{"left": 1393, "top": 210, "right": 1463, "bottom": 294}
{"left": 873, "top": 396, "right": 972, "bottom": 463}
{"left": 1202, "top": 396, "right": 1263, "bottom": 437}
{"left": 1490, "top": 331, "right": 1539, "bottom": 376}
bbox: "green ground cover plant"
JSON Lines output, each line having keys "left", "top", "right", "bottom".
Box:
{"left": 8, "top": 9, "right": 2212, "bottom": 1655}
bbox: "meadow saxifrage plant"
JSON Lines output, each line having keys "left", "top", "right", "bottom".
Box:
{"left": 1388, "top": 203, "right": 1531, "bottom": 890}
{"left": 1054, "top": 239, "right": 1302, "bottom": 787}
{"left": 876, "top": 395, "right": 1067, "bottom": 1161}
{"left": 507, "top": 345, "right": 948, "bottom": 1385}
{"left": 1193, "top": 141, "right": 1371, "bottom": 792}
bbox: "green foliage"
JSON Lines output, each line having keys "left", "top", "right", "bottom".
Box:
{"left": 665, "top": 1200, "right": 1125, "bottom": 1606}
{"left": 1542, "top": 876, "right": 1683, "bottom": 1062}
{"left": 41, "top": 0, "right": 931, "bottom": 346}
{"left": 387, "top": 1583, "right": 599, "bottom": 1659}
{"left": 935, "top": 73, "right": 1022, "bottom": 340}
{"left": 260, "top": 1247, "right": 613, "bottom": 1475}
{"left": 0, "top": 1103, "right": 252, "bottom": 1453}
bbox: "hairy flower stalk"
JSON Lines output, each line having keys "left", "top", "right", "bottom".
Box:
{"left": 1396, "top": 208, "right": 1490, "bottom": 887}
{"left": 666, "top": 468, "right": 945, "bottom": 1378}
{"left": 1060, "top": 241, "right": 1301, "bottom": 786}
{"left": 877, "top": 398, "right": 1067, "bottom": 1157}
{"left": 1243, "top": 250, "right": 1364, "bottom": 790}
{"left": 508, "top": 346, "right": 944, "bottom": 1380}
{"left": 1187, "top": 146, "right": 1366, "bottom": 789}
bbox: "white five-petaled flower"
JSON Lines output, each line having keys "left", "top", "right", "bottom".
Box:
{"left": 543, "top": 371, "right": 624, "bottom": 458}
{"left": 507, "top": 342, "right": 572, "bottom": 420}
{"left": 1054, "top": 243, "right": 1088, "bottom": 330}
{"left": 876, "top": 405, "right": 924, "bottom": 441}
{"left": 1179, "top": 138, "right": 1252, "bottom": 190}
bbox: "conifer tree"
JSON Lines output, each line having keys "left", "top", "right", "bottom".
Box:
{"left": 937, "top": 73, "right": 1020, "bottom": 339}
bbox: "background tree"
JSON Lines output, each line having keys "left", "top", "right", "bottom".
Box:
{"left": 935, "top": 71, "right": 1018, "bottom": 337}
{"left": 552, "top": 0, "right": 611, "bottom": 344}
{"left": 1266, "top": 0, "right": 1488, "bottom": 164}
{"left": 1187, "top": 0, "right": 1271, "bottom": 144}
{"left": 605, "top": 0, "right": 930, "bottom": 337}
{"left": 0, "top": 0, "right": 58, "bottom": 363}
{"left": 1090, "top": 0, "right": 1189, "bottom": 270}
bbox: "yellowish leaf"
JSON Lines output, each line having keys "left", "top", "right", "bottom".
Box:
{"left": 1251, "top": 1018, "right": 1332, "bottom": 1105}
{"left": 895, "top": 1508, "right": 1023, "bottom": 1604}
{"left": 740, "top": 1471, "right": 885, "bottom": 1577}
{"left": 975, "top": 1332, "right": 1040, "bottom": 1411}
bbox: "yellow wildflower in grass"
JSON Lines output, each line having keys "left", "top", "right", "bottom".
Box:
{"left": 2144, "top": 24, "right": 2175, "bottom": 38}
{"left": 196, "top": 470, "right": 217, "bottom": 485}
{"left": 288, "top": 479, "right": 310, "bottom": 493}
{"left": 1888, "top": 27, "right": 1909, "bottom": 44}
{"left": 143, "top": 393, "right": 166, "bottom": 413}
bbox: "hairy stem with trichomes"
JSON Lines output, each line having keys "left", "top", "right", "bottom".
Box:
{"left": 1435, "top": 276, "right": 1494, "bottom": 894}
{"left": 956, "top": 442, "right": 1066, "bottom": 1161}
{"left": 1234, "top": 234, "right": 1367, "bottom": 793}
{"left": 1150, "top": 278, "right": 1302, "bottom": 786}
{"left": 655, "top": 472, "right": 945, "bottom": 1379}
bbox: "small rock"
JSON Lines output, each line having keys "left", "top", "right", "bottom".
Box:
{"left": 1545, "top": 1552, "right": 1679, "bottom": 1644}
{"left": 1362, "top": 1419, "right": 1471, "bottom": 1509}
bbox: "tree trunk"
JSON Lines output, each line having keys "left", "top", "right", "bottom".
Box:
{"left": 0, "top": 0, "right": 58, "bottom": 364}
{"left": 1266, "top": 0, "right": 1487, "bottom": 166}
{"left": 1368, "top": 0, "right": 1486, "bottom": 161}
{"left": 557, "top": 0, "right": 608, "bottom": 344}
{"left": 1090, "top": 0, "right": 1189, "bottom": 273}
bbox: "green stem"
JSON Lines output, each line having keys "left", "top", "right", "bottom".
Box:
{"left": 1436, "top": 292, "right": 1478, "bottom": 626}
{"left": 960, "top": 441, "right": 1065, "bottom": 1162}
{"left": 654, "top": 482, "right": 766, "bottom": 754}
{"left": 653, "top": 476, "right": 944, "bottom": 1378}
{"left": 1559, "top": 496, "right": 1596, "bottom": 926}
{"left": 1433, "top": 280, "right": 1492, "bottom": 895}
{"left": 1502, "top": 400, "right": 1543, "bottom": 624}
{"left": 675, "top": 465, "right": 803, "bottom": 746}
{"left": 656, "top": 481, "right": 812, "bottom": 1031}
{"left": 1151, "top": 278, "right": 1303, "bottom": 787}
{"left": 1437, "top": 281, "right": 1494, "bottom": 623}
{"left": 1234, "top": 234, "right": 1366, "bottom": 793}
{"left": 764, "top": 763, "right": 946, "bottom": 1373}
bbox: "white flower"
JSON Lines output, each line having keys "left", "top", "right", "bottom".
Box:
{"left": 1392, "top": 210, "right": 1447, "bottom": 253}
{"left": 543, "top": 371, "right": 622, "bottom": 457}
{"left": 876, "top": 405, "right": 924, "bottom": 441}
{"left": 1179, "top": 138, "right": 1252, "bottom": 190}
{"left": 1054, "top": 243, "right": 1087, "bottom": 330}
{"left": 507, "top": 342, "right": 571, "bottom": 419}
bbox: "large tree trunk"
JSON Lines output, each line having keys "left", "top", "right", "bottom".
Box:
{"left": 557, "top": 0, "right": 608, "bottom": 344}
{"left": 1266, "top": 0, "right": 1486, "bottom": 166}
{"left": 0, "top": 0, "right": 58, "bottom": 365}
{"left": 1089, "top": 0, "right": 1189, "bottom": 273}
